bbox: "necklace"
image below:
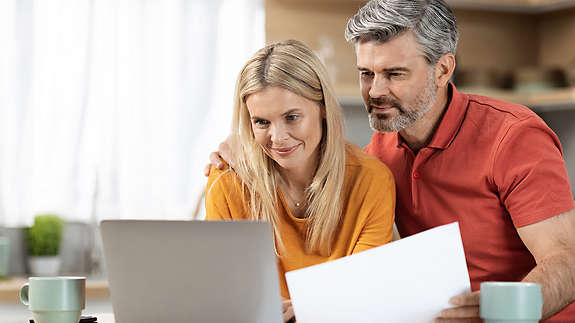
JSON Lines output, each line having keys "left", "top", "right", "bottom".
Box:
{"left": 279, "top": 179, "right": 306, "bottom": 208}
{"left": 283, "top": 188, "right": 305, "bottom": 207}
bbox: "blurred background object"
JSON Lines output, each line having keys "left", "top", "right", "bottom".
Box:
{"left": 455, "top": 67, "right": 511, "bottom": 91}
{"left": 566, "top": 59, "right": 575, "bottom": 87}
{"left": 0, "top": 236, "right": 9, "bottom": 279}
{"left": 26, "top": 214, "right": 64, "bottom": 276}
{"left": 513, "top": 66, "right": 567, "bottom": 93}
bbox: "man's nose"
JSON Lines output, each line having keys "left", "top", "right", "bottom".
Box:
{"left": 369, "top": 75, "right": 391, "bottom": 99}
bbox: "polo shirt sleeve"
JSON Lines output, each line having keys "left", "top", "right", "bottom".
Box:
{"left": 491, "top": 116, "right": 575, "bottom": 228}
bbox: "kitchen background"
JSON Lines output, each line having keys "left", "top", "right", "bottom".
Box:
{"left": 1, "top": 0, "right": 574, "bottom": 320}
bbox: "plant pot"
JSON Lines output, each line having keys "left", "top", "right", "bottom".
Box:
{"left": 28, "top": 256, "right": 61, "bottom": 276}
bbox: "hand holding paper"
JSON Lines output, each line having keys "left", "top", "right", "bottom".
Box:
{"left": 285, "top": 222, "right": 471, "bottom": 323}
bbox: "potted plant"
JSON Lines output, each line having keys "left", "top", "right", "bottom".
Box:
{"left": 27, "top": 214, "right": 65, "bottom": 276}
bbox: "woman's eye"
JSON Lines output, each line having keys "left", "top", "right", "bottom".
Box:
{"left": 254, "top": 119, "right": 270, "bottom": 127}
{"left": 286, "top": 115, "right": 298, "bottom": 121}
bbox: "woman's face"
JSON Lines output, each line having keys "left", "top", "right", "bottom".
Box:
{"left": 245, "top": 86, "right": 324, "bottom": 172}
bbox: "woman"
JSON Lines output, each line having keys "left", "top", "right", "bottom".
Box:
{"left": 205, "top": 40, "right": 395, "bottom": 322}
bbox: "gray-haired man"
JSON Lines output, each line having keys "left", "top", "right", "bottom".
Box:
{"left": 345, "top": 0, "right": 575, "bottom": 322}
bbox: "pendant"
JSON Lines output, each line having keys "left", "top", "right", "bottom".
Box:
{"left": 295, "top": 202, "right": 301, "bottom": 207}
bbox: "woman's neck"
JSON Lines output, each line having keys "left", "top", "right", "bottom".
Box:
{"left": 278, "top": 150, "right": 320, "bottom": 192}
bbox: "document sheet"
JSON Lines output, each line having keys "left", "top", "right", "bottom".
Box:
{"left": 285, "top": 222, "right": 471, "bottom": 323}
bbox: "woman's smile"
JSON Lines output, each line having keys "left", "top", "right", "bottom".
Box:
{"left": 271, "top": 144, "right": 300, "bottom": 157}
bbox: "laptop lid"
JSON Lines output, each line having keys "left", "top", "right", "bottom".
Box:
{"left": 100, "top": 220, "right": 283, "bottom": 323}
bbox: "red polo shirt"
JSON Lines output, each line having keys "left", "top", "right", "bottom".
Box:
{"left": 365, "top": 84, "right": 575, "bottom": 322}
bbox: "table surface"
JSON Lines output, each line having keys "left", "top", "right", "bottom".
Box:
{"left": 96, "top": 313, "right": 115, "bottom": 323}
{"left": 0, "top": 298, "right": 114, "bottom": 323}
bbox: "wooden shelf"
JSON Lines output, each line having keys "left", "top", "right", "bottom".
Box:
{"left": 446, "top": 0, "right": 575, "bottom": 13}
{"left": 458, "top": 86, "right": 575, "bottom": 111}
{"left": 338, "top": 87, "right": 575, "bottom": 112}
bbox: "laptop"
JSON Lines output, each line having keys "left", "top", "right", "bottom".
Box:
{"left": 100, "top": 220, "right": 283, "bottom": 323}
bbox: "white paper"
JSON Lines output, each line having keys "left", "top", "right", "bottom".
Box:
{"left": 285, "top": 222, "right": 471, "bottom": 323}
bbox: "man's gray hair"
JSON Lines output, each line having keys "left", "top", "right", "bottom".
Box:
{"left": 345, "top": 0, "right": 458, "bottom": 64}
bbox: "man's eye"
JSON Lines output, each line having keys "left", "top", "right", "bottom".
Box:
{"left": 360, "top": 71, "right": 373, "bottom": 78}
{"left": 389, "top": 72, "right": 406, "bottom": 79}
{"left": 286, "top": 115, "right": 298, "bottom": 121}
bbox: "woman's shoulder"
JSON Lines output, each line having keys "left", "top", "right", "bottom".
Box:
{"left": 345, "top": 142, "right": 394, "bottom": 182}
{"left": 206, "top": 165, "right": 243, "bottom": 196}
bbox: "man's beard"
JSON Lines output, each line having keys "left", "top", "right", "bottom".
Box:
{"left": 367, "top": 74, "right": 438, "bottom": 133}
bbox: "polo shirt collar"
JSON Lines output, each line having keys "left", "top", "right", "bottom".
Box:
{"left": 426, "top": 83, "right": 468, "bottom": 150}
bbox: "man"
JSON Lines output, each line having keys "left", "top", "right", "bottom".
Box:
{"left": 207, "top": 0, "right": 575, "bottom": 322}
{"left": 344, "top": 1, "right": 575, "bottom": 322}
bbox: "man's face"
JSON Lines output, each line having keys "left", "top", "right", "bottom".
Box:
{"left": 355, "top": 31, "right": 438, "bottom": 133}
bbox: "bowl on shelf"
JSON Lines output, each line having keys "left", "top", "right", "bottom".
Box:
{"left": 454, "top": 67, "right": 510, "bottom": 92}
{"left": 513, "top": 66, "right": 567, "bottom": 93}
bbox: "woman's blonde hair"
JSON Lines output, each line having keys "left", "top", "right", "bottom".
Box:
{"left": 231, "top": 40, "right": 346, "bottom": 256}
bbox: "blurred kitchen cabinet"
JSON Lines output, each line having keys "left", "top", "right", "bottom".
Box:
{"left": 451, "top": 0, "right": 575, "bottom": 111}
{"left": 266, "top": 0, "right": 365, "bottom": 97}
{"left": 266, "top": 0, "right": 575, "bottom": 110}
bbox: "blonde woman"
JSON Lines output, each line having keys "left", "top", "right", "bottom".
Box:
{"left": 205, "top": 40, "right": 395, "bottom": 322}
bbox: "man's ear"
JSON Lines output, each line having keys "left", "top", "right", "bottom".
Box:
{"left": 435, "top": 53, "right": 456, "bottom": 88}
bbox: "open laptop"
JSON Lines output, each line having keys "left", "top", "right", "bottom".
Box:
{"left": 100, "top": 220, "right": 283, "bottom": 323}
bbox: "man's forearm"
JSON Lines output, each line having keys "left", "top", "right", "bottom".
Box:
{"left": 523, "top": 249, "right": 575, "bottom": 319}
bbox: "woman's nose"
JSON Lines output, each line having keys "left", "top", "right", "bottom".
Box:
{"left": 270, "top": 124, "right": 289, "bottom": 143}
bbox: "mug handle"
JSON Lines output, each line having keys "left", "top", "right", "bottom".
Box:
{"left": 20, "top": 283, "right": 29, "bottom": 306}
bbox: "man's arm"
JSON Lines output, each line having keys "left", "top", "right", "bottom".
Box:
{"left": 437, "top": 208, "right": 575, "bottom": 322}
{"left": 519, "top": 207, "right": 575, "bottom": 319}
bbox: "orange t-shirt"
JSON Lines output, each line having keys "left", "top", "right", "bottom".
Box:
{"left": 365, "top": 83, "right": 575, "bottom": 323}
{"left": 205, "top": 144, "right": 395, "bottom": 298}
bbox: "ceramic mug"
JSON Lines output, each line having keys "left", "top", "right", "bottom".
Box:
{"left": 20, "top": 276, "right": 86, "bottom": 323}
{"left": 480, "top": 282, "right": 542, "bottom": 323}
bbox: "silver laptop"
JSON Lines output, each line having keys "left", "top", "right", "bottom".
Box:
{"left": 100, "top": 220, "right": 283, "bottom": 323}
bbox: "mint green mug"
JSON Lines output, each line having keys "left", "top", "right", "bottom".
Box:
{"left": 480, "top": 282, "right": 542, "bottom": 323}
{"left": 20, "top": 276, "right": 86, "bottom": 323}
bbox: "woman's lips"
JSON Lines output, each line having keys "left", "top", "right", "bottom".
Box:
{"left": 271, "top": 144, "right": 300, "bottom": 157}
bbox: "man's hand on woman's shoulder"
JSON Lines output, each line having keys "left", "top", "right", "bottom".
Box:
{"left": 204, "top": 136, "right": 234, "bottom": 176}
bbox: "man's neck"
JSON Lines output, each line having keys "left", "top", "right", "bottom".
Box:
{"left": 399, "top": 85, "right": 451, "bottom": 153}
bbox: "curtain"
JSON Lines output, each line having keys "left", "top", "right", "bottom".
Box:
{"left": 0, "top": 0, "right": 265, "bottom": 227}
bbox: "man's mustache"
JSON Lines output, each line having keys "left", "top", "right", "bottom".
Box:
{"left": 368, "top": 96, "right": 402, "bottom": 113}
